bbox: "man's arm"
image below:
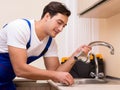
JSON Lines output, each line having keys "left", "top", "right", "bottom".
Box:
{"left": 44, "top": 56, "right": 75, "bottom": 72}
{"left": 44, "top": 45, "right": 91, "bottom": 72}
{"left": 8, "top": 45, "right": 54, "bottom": 80}
{"left": 8, "top": 45, "right": 74, "bottom": 85}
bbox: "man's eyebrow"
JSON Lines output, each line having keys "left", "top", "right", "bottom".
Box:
{"left": 58, "top": 19, "right": 67, "bottom": 26}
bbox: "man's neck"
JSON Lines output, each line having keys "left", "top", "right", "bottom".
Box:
{"left": 35, "top": 20, "right": 48, "bottom": 41}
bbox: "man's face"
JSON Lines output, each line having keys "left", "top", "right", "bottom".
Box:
{"left": 45, "top": 13, "right": 68, "bottom": 38}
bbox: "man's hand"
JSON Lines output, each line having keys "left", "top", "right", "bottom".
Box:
{"left": 71, "top": 45, "right": 92, "bottom": 59}
{"left": 52, "top": 71, "right": 74, "bottom": 86}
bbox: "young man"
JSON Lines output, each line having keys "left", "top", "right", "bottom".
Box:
{"left": 0, "top": 1, "right": 91, "bottom": 89}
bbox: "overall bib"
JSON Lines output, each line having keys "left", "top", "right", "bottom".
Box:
{"left": 0, "top": 19, "right": 52, "bottom": 90}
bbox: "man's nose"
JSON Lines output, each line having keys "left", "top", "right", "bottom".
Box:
{"left": 58, "top": 25, "right": 64, "bottom": 32}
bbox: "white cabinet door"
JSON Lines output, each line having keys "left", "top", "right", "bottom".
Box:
{"left": 77, "top": 0, "right": 101, "bottom": 14}
{"left": 77, "top": 0, "right": 120, "bottom": 18}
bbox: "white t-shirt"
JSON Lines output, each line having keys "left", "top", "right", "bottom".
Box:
{"left": 0, "top": 19, "right": 58, "bottom": 57}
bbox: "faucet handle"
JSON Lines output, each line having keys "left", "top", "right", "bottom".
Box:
{"left": 90, "top": 72, "right": 96, "bottom": 78}
{"left": 98, "top": 73, "right": 105, "bottom": 79}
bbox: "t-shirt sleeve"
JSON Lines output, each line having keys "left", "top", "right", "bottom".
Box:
{"left": 6, "top": 19, "right": 30, "bottom": 49}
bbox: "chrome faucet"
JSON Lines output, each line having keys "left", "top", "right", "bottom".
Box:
{"left": 90, "top": 53, "right": 104, "bottom": 79}
{"left": 74, "top": 41, "right": 114, "bottom": 62}
{"left": 88, "top": 41, "right": 114, "bottom": 55}
{"left": 88, "top": 41, "right": 114, "bottom": 79}
{"left": 74, "top": 41, "right": 114, "bottom": 79}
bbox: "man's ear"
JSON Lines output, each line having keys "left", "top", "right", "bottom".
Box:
{"left": 44, "top": 12, "right": 51, "bottom": 20}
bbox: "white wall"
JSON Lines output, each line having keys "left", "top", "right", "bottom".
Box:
{"left": 0, "top": 0, "right": 61, "bottom": 27}
{"left": 99, "top": 13, "right": 120, "bottom": 78}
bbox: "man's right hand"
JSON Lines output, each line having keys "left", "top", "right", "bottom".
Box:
{"left": 52, "top": 71, "right": 74, "bottom": 86}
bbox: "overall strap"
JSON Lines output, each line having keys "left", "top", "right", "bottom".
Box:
{"left": 22, "top": 19, "right": 31, "bottom": 49}
{"left": 23, "top": 19, "right": 52, "bottom": 64}
{"left": 27, "top": 37, "right": 52, "bottom": 64}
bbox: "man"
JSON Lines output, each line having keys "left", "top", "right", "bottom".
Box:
{"left": 0, "top": 1, "right": 91, "bottom": 89}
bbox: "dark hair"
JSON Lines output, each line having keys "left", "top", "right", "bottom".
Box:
{"left": 41, "top": 1, "right": 71, "bottom": 18}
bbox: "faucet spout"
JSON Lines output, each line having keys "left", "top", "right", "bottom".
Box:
{"left": 74, "top": 41, "right": 114, "bottom": 63}
{"left": 88, "top": 41, "right": 114, "bottom": 55}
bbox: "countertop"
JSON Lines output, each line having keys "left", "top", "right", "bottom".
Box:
{"left": 48, "top": 78, "right": 120, "bottom": 90}
{"left": 14, "top": 77, "right": 120, "bottom": 90}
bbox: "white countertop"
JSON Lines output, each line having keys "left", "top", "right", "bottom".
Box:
{"left": 48, "top": 79, "right": 120, "bottom": 90}
{"left": 56, "top": 85, "right": 120, "bottom": 90}
{"left": 14, "top": 77, "right": 48, "bottom": 84}
{"left": 14, "top": 77, "right": 120, "bottom": 90}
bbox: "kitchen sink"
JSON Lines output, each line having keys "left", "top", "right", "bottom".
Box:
{"left": 74, "top": 78, "right": 108, "bottom": 84}
{"left": 48, "top": 77, "right": 120, "bottom": 87}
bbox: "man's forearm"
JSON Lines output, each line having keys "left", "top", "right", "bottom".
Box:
{"left": 56, "top": 56, "right": 76, "bottom": 72}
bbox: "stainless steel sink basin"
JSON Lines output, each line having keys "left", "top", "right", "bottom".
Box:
{"left": 74, "top": 78, "right": 108, "bottom": 84}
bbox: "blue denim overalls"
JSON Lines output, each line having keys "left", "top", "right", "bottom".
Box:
{"left": 0, "top": 19, "right": 52, "bottom": 90}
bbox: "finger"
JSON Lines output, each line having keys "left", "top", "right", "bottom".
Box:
{"left": 81, "top": 44, "right": 86, "bottom": 48}
{"left": 62, "top": 79, "right": 69, "bottom": 86}
{"left": 66, "top": 74, "right": 74, "bottom": 85}
{"left": 67, "top": 74, "right": 73, "bottom": 81}
{"left": 83, "top": 46, "right": 91, "bottom": 52}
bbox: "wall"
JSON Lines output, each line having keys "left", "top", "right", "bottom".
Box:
{"left": 99, "top": 13, "right": 120, "bottom": 78}
{"left": 0, "top": 0, "right": 62, "bottom": 27}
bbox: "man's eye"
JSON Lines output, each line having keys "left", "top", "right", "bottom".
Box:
{"left": 56, "top": 20, "right": 66, "bottom": 28}
{"left": 63, "top": 25, "right": 66, "bottom": 28}
{"left": 57, "top": 21, "right": 62, "bottom": 25}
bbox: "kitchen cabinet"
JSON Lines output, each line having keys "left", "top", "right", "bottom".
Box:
{"left": 78, "top": 0, "right": 120, "bottom": 18}
{"left": 14, "top": 79, "right": 57, "bottom": 90}
{"left": 77, "top": 0, "right": 101, "bottom": 13}
{"left": 77, "top": 0, "right": 103, "bottom": 14}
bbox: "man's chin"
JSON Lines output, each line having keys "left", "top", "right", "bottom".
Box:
{"left": 51, "top": 34, "right": 57, "bottom": 38}
{"left": 51, "top": 36, "right": 56, "bottom": 38}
